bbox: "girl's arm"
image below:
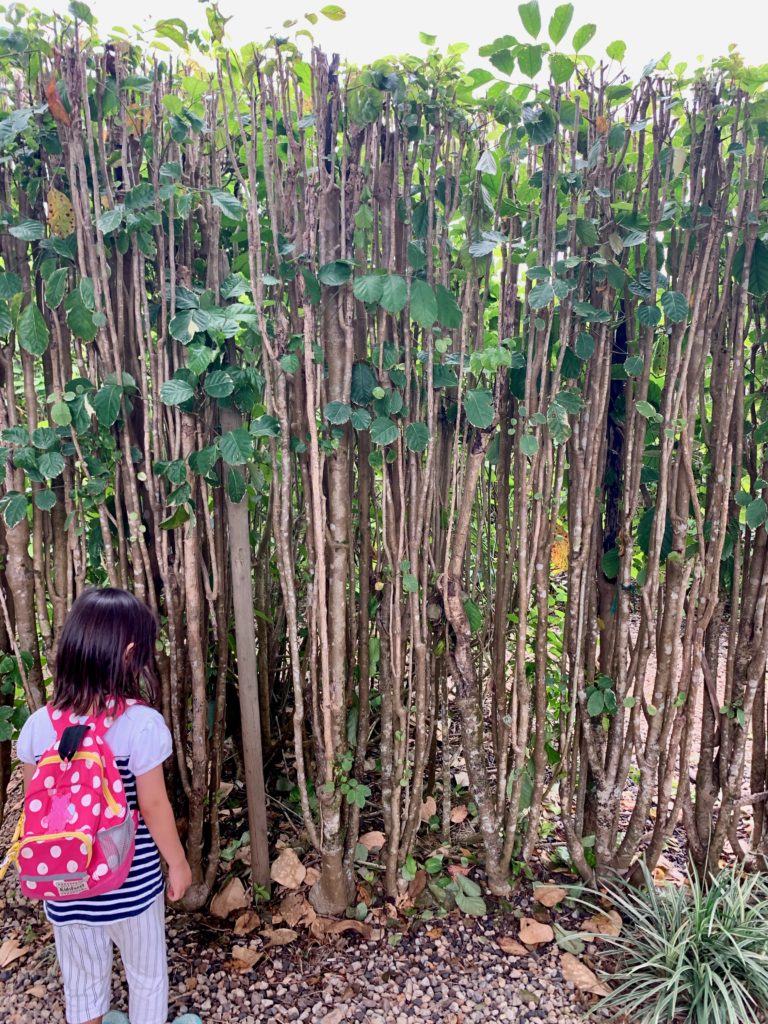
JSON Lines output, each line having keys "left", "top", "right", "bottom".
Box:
{"left": 22, "top": 764, "right": 34, "bottom": 790}
{"left": 136, "top": 766, "right": 192, "bottom": 901}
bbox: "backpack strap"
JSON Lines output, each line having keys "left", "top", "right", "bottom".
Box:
{"left": 47, "top": 698, "right": 128, "bottom": 757}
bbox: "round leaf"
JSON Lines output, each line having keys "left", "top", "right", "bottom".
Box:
{"left": 405, "top": 422, "right": 430, "bottom": 452}
{"left": 370, "top": 417, "right": 399, "bottom": 446}
{"left": 464, "top": 389, "right": 495, "bottom": 429}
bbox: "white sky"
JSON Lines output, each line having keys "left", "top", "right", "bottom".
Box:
{"left": 25, "top": 0, "right": 768, "bottom": 72}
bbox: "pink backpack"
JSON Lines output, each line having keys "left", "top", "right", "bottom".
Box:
{"left": 15, "top": 702, "right": 137, "bottom": 900}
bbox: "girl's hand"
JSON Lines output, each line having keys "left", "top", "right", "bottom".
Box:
{"left": 167, "top": 857, "right": 192, "bottom": 902}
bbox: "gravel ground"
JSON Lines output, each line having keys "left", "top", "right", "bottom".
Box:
{"left": 0, "top": 775, "right": 604, "bottom": 1024}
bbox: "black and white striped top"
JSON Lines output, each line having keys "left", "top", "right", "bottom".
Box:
{"left": 17, "top": 703, "right": 172, "bottom": 925}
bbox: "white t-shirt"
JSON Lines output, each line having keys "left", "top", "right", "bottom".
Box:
{"left": 17, "top": 702, "right": 173, "bottom": 925}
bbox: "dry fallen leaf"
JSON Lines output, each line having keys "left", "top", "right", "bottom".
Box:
{"left": 533, "top": 884, "right": 568, "bottom": 908}
{"left": 230, "top": 945, "right": 263, "bottom": 972}
{"left": 407, "top": 869, "right": 427, "bottom": 900}
{"left": 210, "top": 876, "right": 250, "bottom": 919}
{"left": 233, "top": 910, "right": 261, "bottom": 936}
{"left": 359, "top": 831, "right": 386, "bottom": 852}
{"left": 561, "top": 952, "right": 611, "bottom": 997}
{"left": 26, "top": 985, "right": 46, "bottom": 999}
{"left": 311, "top": 917, "right": 372, "bottom": 941}
{"left": 278, "top": 892, "right": 316, "bottom": 929}
{"left": 581, "top": 910, "right": 622, "bottom": 937}
{"left": 261, "top": 927, "right": 299, "bottom": 949}
{"left": 450, "top": 804, "right": 469, "bottom": 824}
{"left": 497, "top": 936, "right": 529, "bottom": 957}
{"left": 304, "top": 866, "right": 321, "bottom": 887}
{"left": 270, "top": 848, "right": 306, "bottom": 890}
{"left": 519, "top": 918, "right": 554, "bottom": 946}
{"left": 420, "top": 796, "right": 437, "bottom": 821}
{"left": 0, "top": 939, "right": 30, "bottom": 969}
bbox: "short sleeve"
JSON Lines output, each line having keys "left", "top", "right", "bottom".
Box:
{"left": 16, "top": 707, "right": 54, "bottom": 764}
{"left": 16, "top": 714, "right": 36, "bottom": 764}
{"left": 127, "top": 708, "right": 173, "bottom": 777}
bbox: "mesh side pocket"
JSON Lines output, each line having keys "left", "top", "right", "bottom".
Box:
{"left": 97, "top": 814, "right": 136, "bottom": 871}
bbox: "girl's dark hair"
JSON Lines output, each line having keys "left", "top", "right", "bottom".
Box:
{"left": 53, "top": 587, "right": 160, "bottom": 715}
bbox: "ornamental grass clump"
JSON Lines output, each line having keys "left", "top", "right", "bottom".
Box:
{"left": 589, "top": 863, "right": 768, "bottom": 1024}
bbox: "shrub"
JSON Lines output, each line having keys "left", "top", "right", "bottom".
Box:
{"left": 587, "top": 863, "right": 768, "bottom": 1024}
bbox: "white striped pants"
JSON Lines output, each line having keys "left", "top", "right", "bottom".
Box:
{"left": 52, "top": 892, "right": 168, "bottom": 1024}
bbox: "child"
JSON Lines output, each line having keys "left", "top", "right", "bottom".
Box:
{"left": 17, "top": 587, "right": 192, "bottom": 1024}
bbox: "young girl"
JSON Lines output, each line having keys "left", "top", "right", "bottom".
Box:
{"left": 17, "top": 587, "right": 192, "bottom": 1024}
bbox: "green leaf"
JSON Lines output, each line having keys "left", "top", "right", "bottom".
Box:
{"left": 636, "top": 400, "right": 657, "bottom": 419}
{"left": 34, "top": 489, "right": 57, "bottom": 511}
{"left": 38, "top": 451, "right": 65, "bottom": 479}
{"left": 403, "top": 572, "right": 418, "bottom": 593}
{"left": 0, "top": 272, "right": 23, "bottom": 299}
{"left": 324, "top": 401, "right": 352, "bottom": 425}
{"left": 220, "top": 428, "right": 253, "bottom": 465}
{"left": 455, "top": 892, "right": 487, "bottom": 917}
{"left": 186, "top": 343, "right": 216, "bottom": 376}
{"left": 572, "top": 22, "right": 596, "bottom": 51}
{"left": 32, "top": 428, "right": 57, "bottom": 450}
{"left": 370, "top": 417, "right": 399, "bottom": 446}
{"left": 463, "top": 599, "right": 483, "bottom": 634}
{"left": 227, "top": 467, "right": 246, "bottom": 503}
{"left": 353, "top": 273, "right": 385, "bottom": 305}
{"left": 405, "top": 422, "right": 430, "bottom": 452}
{"left": 549, "top": 53, "right": 575, "bottom": 84}
{"left": 188, "top": 445, "right": 219, "bottom": 476}
{"left": 92, "top": 383, "right": 123, "bottom": 426}
{"left": 547, "top": 401, "right": 571, "bottom": 445}
{"left": 528, "top": 282, "right": 554, "bottom": 309}
{"left": 575, "top": 332, "right": 595, "bottom": 360}
{"left": 601, "top": 547, "right": 620, "bottom": 579}
{"left": 436, "top": 284, "right": 462, "bottom": 329}
{"left": 606, "top": 39, "right": 626, "bottom": 62}
{"left": 159, "top": 378, "right": 195, "bottom": 406}
{"left": 160, "top": 506, "right": 190, "bottom": 530}
{"left": 518, "top": 0, "right": 541, "bottom": 38}
{"left": 587, "top": 690, "right": 605, "bottom": 716}
{"left": 0, "top": 301, "right": 11, "bottom": 337}
{"left": 17, "top": 302, "right": 50, "bottom": 355}
{"left": 351, "top": 362, "right": 378, "bottom": 405}
{"left": 520, "top": 434, "right": 538, "bottom": 457}
{"left": 320, "top": 4, "right": 346, "bottom": 19}
{"left": 576, "top": 218, "right": 599, "bottom": 247}
{"left": 380, "top": 274, "right": 408, "bottom": 314}
{"left": 734, "top": 238, "right": 768, "bottom": 298}
{"left": 661, "top": 290, "right": 689, "bottom": 323}
{"left": 516, "top": 43, "right": 544, "bottom": 78}
{"left": 10, "top": 219, "right": 44, "bottom": 241}
{"left": 637, "top": 303, "right": 661, "bottom": 327}
{"left": 1, "top": 492, "right": 28, "bottom": 529}
{"left": 624, "top": 356, "right": 644, "bottom": 377}
{"left": 208, "top": 187, "right": 244, "bottom": 221}
{"left": 280, "top": 353, "right": 300, "bottom": 375}
{"left": 464, "top": 389, "right": 494, "bottom": 429}
{"left": 523, "top": 103, "right": 557, "bottom": 145}
{"left": 419, "top": 30, "right": 437, "bottom": 44}
{"left": 51, "top": 401, "right": 72, "bottom": 426}
{"left": 45, "top": 268, "right": 68, "bottom": 310}
{"left": 65, "top": 290, "right": 97, "bottom": 341}
{"left": 97, "top": 206, "right": 124, "bottom": 234}
{"left": 746, "top": 498, "right": 767, "bottom": 531}
{"left": 250, "top": 415, "right": 280, "bottom": 437}
{"left": 410, "top": 279, "right": 437, "bottom": 329}
{"left": 548, "top": 3, "right": 573, "bottom": 43}
{"left": 204, "top": 370, "right": 235, "bottom": 399}
{"left": 300, "top": 267, "right": 321, "bottom": 305}
{"left": 319, "top": 260, "right": 353, "bottom": 287}
{"left": 351, "top": 407, "right": 372, "bottom": 431}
